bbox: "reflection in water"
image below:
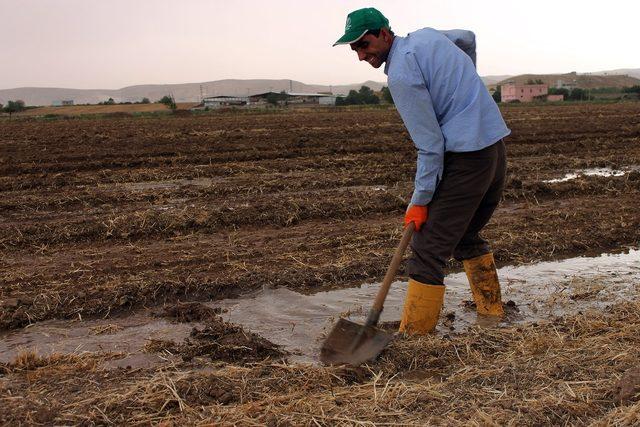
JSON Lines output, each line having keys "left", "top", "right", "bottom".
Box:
{"left": 543, "top": 167, "right": 629, "bottom": 183}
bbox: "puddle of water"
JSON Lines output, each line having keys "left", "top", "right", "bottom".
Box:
{"left": 0, "top": 311, "right": 197, "bottom": 368}
{"left": 544, "top": 167, "right": 628, "bottom": 183}
{"left": 210, "top": 249, "right": 640, "bottom": 363}
{"left": 1, "top": 250, "right": 637, "bottom": 367}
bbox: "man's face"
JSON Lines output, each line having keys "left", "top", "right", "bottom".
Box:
{"left": 350, "top": 29, "right": 392, "bottom": 68}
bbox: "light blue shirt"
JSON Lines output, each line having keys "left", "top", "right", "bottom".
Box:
{"left": 384, "top": 28, "right": 510, "bottom": 206}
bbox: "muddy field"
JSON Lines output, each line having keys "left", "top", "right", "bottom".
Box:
{"left": 1, "top": 102, "right": 640, "bottom": 424}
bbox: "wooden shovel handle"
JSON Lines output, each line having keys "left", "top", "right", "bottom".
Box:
{"left": 371, "top": 222, "right": 415, "bottom": 312}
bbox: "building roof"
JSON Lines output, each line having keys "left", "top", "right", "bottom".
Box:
{"left": 203, "top": 95, "right": 248, "bottom": 100}
{"left": 501, "top": 82, "right": 548, "bottom": 87}
{"left": 249, "top": 91, "right": 335, "bottom": 98}
{"left": 286, "top": 92, "right": 335, "bottom": 97}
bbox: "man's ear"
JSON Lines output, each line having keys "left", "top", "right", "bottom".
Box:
{"left": 381, "top": 28, "right": 392, "bottom": 43}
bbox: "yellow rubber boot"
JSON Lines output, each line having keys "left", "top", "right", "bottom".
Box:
{"left": 463, "top": 253, "right": 505, "bottom": 317}
{"left": 399, "top": 279, "right": 445, "bottom": 335}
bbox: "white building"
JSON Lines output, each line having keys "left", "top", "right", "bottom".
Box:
{"left": 52, "top": 100, "right": 74, "bottom": 106}
{"left": 202, "top": 92, "right": 338, "bottom": 108}
{"left": 249, "top": 92, "right": 337, "bottom": 106}
{"left": 283, "top": 92, "right": 337, "bottom": 105}
{"left": 319, "top": 96, "right": 338, "bottom": 105}
{"left": 203, "top": 96, "right": 250, "bottom": 108}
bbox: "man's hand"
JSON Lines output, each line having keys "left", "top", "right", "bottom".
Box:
{"left": 404, "top": 204, "right": 428, "bottom": 231}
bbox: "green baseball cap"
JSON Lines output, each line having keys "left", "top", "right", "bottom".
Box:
{"left": 333, "top": 7, "right": 390, "bottom": 46}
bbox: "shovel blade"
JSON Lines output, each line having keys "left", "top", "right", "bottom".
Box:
{"left": 320, "top": 318, "right": 393, "bottom": 366}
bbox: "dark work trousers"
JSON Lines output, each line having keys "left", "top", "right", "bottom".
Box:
{"left": 407, "top": 139, "right": 507, "bottom": 286}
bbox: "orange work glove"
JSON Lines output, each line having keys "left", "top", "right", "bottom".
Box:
{"left": 404, "top": 205, "right": 428, "bottom": 231}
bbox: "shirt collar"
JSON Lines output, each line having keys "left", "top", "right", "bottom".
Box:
{"left": 384, "top": 36, "right": 401, "bottom": 75}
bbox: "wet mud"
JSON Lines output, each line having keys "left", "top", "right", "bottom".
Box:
{"left": 160, "top": 301, "right": 223, "bottom": 323}
{"left": 2, "top": 103, "right": 640, "bottom": 331}
{"left": 178, "top": 316, "right": 284, "bottom": 364}
{"left": 2, "top": 249, "right": 637, "bottom": 367}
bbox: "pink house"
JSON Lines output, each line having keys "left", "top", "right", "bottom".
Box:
{"left": 501, "top": 83, "right": 548, "bottom": 102}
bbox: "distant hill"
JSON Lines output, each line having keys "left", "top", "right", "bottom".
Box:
{"left": 0, "top": 79, "right": 386, "bottom": 107}
{"left": 3, "top": 70, "right": 639, "bottom": 106}
{"left": 588, "top": 68, "right": 640, "bottom": 80}
{"left": 496, "top": 72, "right": 640, "bottom": 89}
{"left": 481, "top": 75, "right": 512, "bottom": 86}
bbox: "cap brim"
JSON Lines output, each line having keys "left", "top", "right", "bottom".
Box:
{"left": 332, "top": 29, "right": 368, "bottom": 47}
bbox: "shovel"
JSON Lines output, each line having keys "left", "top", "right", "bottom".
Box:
{"left": 320, "top": 222, "right": 415, "bottom": 366}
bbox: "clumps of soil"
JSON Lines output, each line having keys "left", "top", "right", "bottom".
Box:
{"left": 442, "top": 311, "right": 457, "bottom": 329}
{"left": 615, "top": 366, "right": 640, "bottom": 403}
{"left": 461, "top": 299, "right": 519, "bottom": 312}
{"left": 180, "top": 317, "right": 284, "bottom": 364}
{"left": 152, "top": 301, "right": 285, "bottom": 364}
{"left": 160, "top": 301, "right": 223, "bottom": 323}
{"left": 143, "top": 338, "right": 178, "bottom": 355}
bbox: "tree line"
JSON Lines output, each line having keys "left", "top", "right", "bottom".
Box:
{"left": 260, "top": 86, "right": 395, "bottom": 107}
{"left": 98, "top": 97, "right": 152, "bottom": 105}
{"left": 1, "top": 100, "right": 26, "bottom": 117}
{"left": 335, "top": 85, "right": 394, "bottom": 106}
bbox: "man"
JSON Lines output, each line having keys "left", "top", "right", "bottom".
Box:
{"left": 334, "top": 8, "right": 510, "bottom": 334}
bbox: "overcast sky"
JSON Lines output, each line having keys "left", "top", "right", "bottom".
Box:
{"left": 1, "top": 0, "right": 638, "bottom": 89}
